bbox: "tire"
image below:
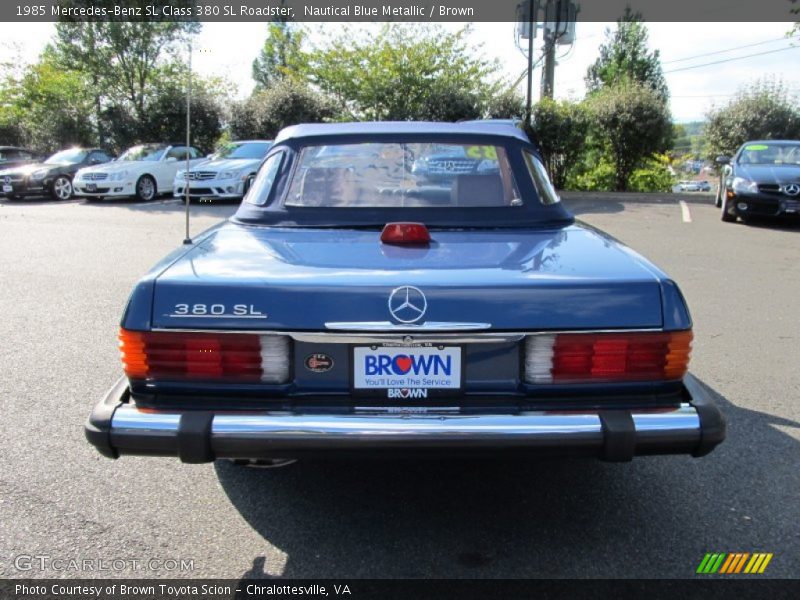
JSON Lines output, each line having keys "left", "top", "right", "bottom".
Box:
{"left": 720, "top": 193, "right": 736, "bottom": 223}
{"left": 50, "top": 175, "right": 73, "bottom": 201}
{"left": 135, "top": 175, "right": 156, "bottom": 201}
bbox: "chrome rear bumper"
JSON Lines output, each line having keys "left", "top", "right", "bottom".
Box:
{"left": 85, "top": 375, "right": 725, "bottom": 462}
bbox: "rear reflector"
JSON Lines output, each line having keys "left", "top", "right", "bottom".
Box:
{"left": 525, "top": 331, "right": 692, "bottom": 384}
{"left": 119, "top": 329, "right": 291, "bottom": 383}
{"left": 381, "top": 222, "right": 431, "bottom": 244}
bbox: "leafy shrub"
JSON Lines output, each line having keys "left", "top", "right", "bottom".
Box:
{"left": 229, "top": 79, "right": 338, "bottom": 140}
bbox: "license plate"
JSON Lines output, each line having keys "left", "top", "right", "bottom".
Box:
{"left": 2, "top": 185, "right": 12, "bottom": 193}
{"left": 86, "top": 184, "right": 97, "bottom": 192}
{"left": 353, "top": 346, "right": 462, "bottom": 393}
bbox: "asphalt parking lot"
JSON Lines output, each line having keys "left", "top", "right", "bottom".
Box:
{"left": 0, "top": 192, "right": 797, "bottom": 580}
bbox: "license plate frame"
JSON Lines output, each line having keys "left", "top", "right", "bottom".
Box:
{"left": 85, "top": 183, "right": 97, "bottom": 192}
{"left": 350, "top": 344, "right": 465, "bottom": 399}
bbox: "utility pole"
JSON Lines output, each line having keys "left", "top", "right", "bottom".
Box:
{"left": 541, "top": 31, "right": 556, "bottom": 99}
{"left": 525, "top": 0, "right": 535, "bottom": 126}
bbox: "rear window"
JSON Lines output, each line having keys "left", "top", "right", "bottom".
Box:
{"left": 284, "top": 142, "right": 521, "bottom": 208}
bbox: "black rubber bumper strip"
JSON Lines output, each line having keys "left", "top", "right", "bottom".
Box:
{"left": 684, "top": 373, "right": 727, "bottom": 457}
{"left": 598, "top": 410, "right": 636, "bottom": 462}
{"left": 84, "top": 376, "right": 129, "bottom": 459}
{"left": 177, "top": 412, "right": 215, "bottom": 463}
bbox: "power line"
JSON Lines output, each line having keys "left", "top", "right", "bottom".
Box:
{"left": 664, "top": 45, "right": 800, "bottom": 74}
{"left": 662, "top": 35, "right": 798, "bottom": 65}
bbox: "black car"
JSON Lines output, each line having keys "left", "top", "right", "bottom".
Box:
{"left": 716, "top": 140, "right": 800, "bottom": 223}
{"left": 0, "top": 146, "right": 38, "bottom": 171}
{"left": 0, "top": 147, "right": 113, "bottom": 200}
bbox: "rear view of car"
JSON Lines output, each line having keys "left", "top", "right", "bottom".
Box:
{"left": 86, "top": 122, "right": 725, "bottom": 465}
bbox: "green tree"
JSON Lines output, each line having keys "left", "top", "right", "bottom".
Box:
{"left": 252, "top": 22, "right": 307, "bottom": 89}
{"left": 304, "top": 24, "right": 500, "bottom": 121}
{"left": 0, "top": 53, "right": 95, "bottom": 152}
{"left": 52, "top": 4, "right": 199, "bottom": 140}
{"left": 229, "top": 79, "right": 338, "bottom": 140}
{"left": 704, "top": 79, "right": 800, "bottom": 161}
{"left": 531, "top": 98, "right": 589, "bottom": 189}
{"left": 585, "top": 8, "right": 669, "bottom": 103}
{"left": 485, "top": 90, "right": 526, "bottom": 120}
{"left": 586, "top": 81, "right": 672, "bottom": 191}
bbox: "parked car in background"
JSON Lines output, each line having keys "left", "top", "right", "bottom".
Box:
{"left": 86, "top": 121, "right": 725, "bottom": 466}
{"left": 74, "top": 143, "right": 203, "bottom": 201}
{"left": 0, "top": 147, "right": 113, "bottom": 200}
{"left": 716, "top": 140, "right": 800, "bottom": 223}
{"left": 0, "top": 146, "right": 39, "bottom": 171}
{"left": 411, "top": 143, "right": 499, "bottom": 183}
{"left": 674, "top": 180, "right": 701, "bottom": 193}
{"left": 698, "top": 180, "right": 712, "bottom": 192}
{"left": 173, "top": 140, "right": 272, "bottom": 201}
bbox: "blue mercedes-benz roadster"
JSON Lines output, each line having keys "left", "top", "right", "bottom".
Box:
{"left": 86, "top": 121, "right": 725, "bottom": 464}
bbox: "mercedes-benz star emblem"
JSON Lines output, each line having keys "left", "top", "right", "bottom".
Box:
{"left": 3, "top": 176, "right": 9, "bottom": 185}
{"left": 782, "top": 183, "right": 800, "bottom": 197}
{"left": 388, "top": 286, "right": 427, "bottom": 323}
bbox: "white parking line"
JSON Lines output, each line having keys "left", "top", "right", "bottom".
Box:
{"left": 679, "top": 200, "right": 692, "bottom": 223}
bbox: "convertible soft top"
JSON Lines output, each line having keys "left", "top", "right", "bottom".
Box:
{"left": 274, "top": 121, "right": 532, "bottom": 144}
{"left": 234, "top": 121, "right": 574, "bottom": 228}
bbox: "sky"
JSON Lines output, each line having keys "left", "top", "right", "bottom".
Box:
{"left": 1, "top": 21, "right": 798, "bottom": 122}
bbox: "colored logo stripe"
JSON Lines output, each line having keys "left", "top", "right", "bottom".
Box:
{"left": 697, "top": 553, "right": 773, "bottom": 574}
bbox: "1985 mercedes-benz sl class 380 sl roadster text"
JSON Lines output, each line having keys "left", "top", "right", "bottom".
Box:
{"left": 86, "top": 121, "right": 725, "bottom": 464}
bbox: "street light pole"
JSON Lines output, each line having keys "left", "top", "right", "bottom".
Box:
{"left": 183, "top": 38, "right": 193, "bottom": 245}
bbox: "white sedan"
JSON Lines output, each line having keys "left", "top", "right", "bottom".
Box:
{"left": 74, "top": 144, "right": 204, "bottom": 201}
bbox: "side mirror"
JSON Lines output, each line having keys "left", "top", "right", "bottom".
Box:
{"left": 715, "top": 156, "right": 730, "bottom": 165}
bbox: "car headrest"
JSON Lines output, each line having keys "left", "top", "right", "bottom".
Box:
{"left": 450, "top": 174, "right": 505, "bottom": 207}
{"left": 300, "top": 167, "right": 357, "bottom": 206}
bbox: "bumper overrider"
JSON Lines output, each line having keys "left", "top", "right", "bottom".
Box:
{"left": 85, "top": 374, "right": 725, "bottom": 463}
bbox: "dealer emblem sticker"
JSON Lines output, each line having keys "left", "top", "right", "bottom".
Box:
{"left": 305, "top": 353, "right": 334, "bottom": 373}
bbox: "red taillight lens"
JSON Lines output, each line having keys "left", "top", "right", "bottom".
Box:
{"left": 119, "top": 329, "right": 291, "bottom": 383}
{"left": 380, "top": 222, "right": 431, "bottom": 244}
{"left": 525, "top": 330, "right": 692, "bottom": 384}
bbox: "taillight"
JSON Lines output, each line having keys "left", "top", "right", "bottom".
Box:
{"left": 524, "top": 330, "right": 692, "bottom": 384}
{"left": 381, "top": 222, "right": 431, "bottom": 244}
{"left": 119, "top": 329, "right": 291, "bottom": 383}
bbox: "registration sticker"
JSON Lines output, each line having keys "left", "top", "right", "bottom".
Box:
{"left": 744, "top": 144, "right": 769, "bottom": 151}
{"left": 353, "top": 346, "right": 462, "bottom": 391}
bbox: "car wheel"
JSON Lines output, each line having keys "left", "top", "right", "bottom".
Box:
{"left": 720, "top": 193, "right": 736, "bottom": 222}
{"left": 50, "top": 175, "right": 73, "bottom": 201}
{"left": 135, "top": 175, "right": 156, "bottom": 201}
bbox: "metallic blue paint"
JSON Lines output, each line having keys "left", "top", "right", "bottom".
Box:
{"left": 121, "top": 221, "right": 689, "bottom": 332}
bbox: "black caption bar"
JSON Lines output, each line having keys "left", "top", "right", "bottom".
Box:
{"left": 2, "top": 579, "right": 799, "bottom": 600}
{"left": 2, "top": 0, "right": 799, "bottom": 22}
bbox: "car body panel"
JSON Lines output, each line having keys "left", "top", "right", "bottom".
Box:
{"left": 140, "top": 222, "right": 665, "bottom": 332}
